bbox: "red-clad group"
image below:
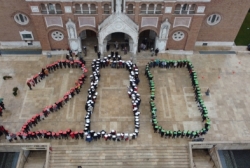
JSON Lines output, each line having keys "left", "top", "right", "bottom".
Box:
{"left": 26, "top": 59, "right": 87, "bottom": 90}
{"left": 0, "top": 58, "right": 87, "bottom": 142}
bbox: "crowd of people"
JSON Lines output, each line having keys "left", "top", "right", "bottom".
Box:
{"left": 0, "top": 53, "right": 211, "bottom": 142}
{"left": 145, "top": 59, "right": 210, "bottom": 139}
{"left": 0, "top": 57, "right": 87, "bottom": 142}
{"left": 26, "top": 58, "right": 87, "bottom": 90}
{"left": 83, "top": 52, "right": 141, "bottom": 142}
{"left": 0, "top": 51, "right": 142, "bottom": 142}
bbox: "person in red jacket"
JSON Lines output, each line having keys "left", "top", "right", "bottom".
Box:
{"left": 27, "top": 80, "right": 32, "bottom": 90}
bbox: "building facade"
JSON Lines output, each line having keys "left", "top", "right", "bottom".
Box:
{"left": 0, "top": 0, "right": 249, "bottom": 54}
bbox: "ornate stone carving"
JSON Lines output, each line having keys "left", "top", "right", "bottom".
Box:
{"left": 98, "top": 13, "right": 139, "bottom": 55}
{"left": 116, "top": 0, "right": 122, "bottom": 14}
{"left": 159, "top": 19, "right": 171, "bottom": 40}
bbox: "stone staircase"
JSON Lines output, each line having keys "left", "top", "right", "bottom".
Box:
{"left": 24, "top": 151, "right": 46, "bottom": 168}
{"left": 192, "top": 149, "right": 215, "bottom": 168}
{"left": 49, "top": 145, "right": 190, "bottom": 168}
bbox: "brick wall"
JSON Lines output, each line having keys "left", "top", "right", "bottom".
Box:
{"left": 197, "top": 0, "right": 250, "bottom": 42}
{"left": 0, "top": 0, "right": 38, "bottom": 41}
{"left": 1, "top": 0, "right": 248, "bottom": 51}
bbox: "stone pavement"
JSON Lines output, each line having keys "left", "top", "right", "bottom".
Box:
{"left": 0, "top": 51, "right": 250, "bottom": 166}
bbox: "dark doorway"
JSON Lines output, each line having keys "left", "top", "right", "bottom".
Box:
{"left": 138, "top": 30, "right": 156, "bottom": 51}
{"left": 79, "top": 30, "right": 98, "bottom": 55}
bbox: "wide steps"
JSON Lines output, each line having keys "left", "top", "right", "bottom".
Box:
{"left": 49, "top": 145, "right": 190, "bottom": 167}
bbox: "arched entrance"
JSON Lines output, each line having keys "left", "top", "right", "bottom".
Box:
{"left": 98, "top": 12, "right": 139, "bottom": 59}
{"left": 103, "top": 32, "right": 130, "bottom": 53}
{"left": 138, "top": 30, "right": 157, "bottom": 51}
{"left": 79, "top": 30, "right": 98, "bottom": 54}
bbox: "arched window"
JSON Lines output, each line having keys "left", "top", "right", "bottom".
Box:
{"left": 140, "top": 4, "right": 146, "bottom": 14}
{"left": 48, "top": 3, "right": 55, "bottom": 14}
{"left": 82, "top": 4, "right": 88, "bottom": 14}
{"left": 148, "top": 4, "right": 154, "bottom": 14}
{"left": 127, "top": 4, "right": 134, "bottom": 14}
{"left": 174, "top": 4, "right": 181, "bottom": 14}
{"left": 75, "top": 4, "right": 81, "bottom": 14}
{"left": 155, "top": 4, "right": 162, "bottom": 14}
{"left": 104, "top": 4, "right": 110, "bottom": 14}
{"left": 189, "top": 4, "right": 196, "bottom": 14}
{"left": 55, "top": 4, "right": 62, "bottom": 14}
{"left": 90, "top": 4, "right": 96, "bottom": 14}
{"left": 181, "top": 4, "right": 188, "bottom": 14}
{"left": 41, "top": 3, "right": 47, "bottom": 14}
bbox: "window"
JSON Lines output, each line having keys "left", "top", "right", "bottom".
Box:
{"left": 14, "top": 13, "right": 29, "bottom": 25}
{"left": 19, "top": 30, "right": 34, "bottom": 40}
{"left": 82, "top": 4, "right": 89, "bottom": 14}
{"left": 90, "top": 4, "right": 96, "bottom": 14}
{"left": 40, "top": 3, "right": 63, "bottom": 14}
{"left": 175, "top": 4, "right": 196, "bottom": 15}
{"left": 207, "top": 14, "right": 221, "bottom": 25}
{"left": 189, "top": 4, "right": 196, "bottom": 14}
{"left": 140, "top": 4, "right": 146, "bottom": 14}
{"left": 127, "top": 4, "right": 133, "bottom": 14}
{"left": 41, "top": 4, "right": 47, "bottom": 14}
{"left": 51, "top": 31, "right": 64, "bottom": 41}
{"left": 104, "top": 4, "right": 110, "bottom": 14}
{"left": 181, "top": 4, "right": 188, "bottom": 14}
{"left": 148, "top": 4, "right": 154, "bottom": 14}
{"left": 48, "top": 3, "right": 55, "bottom": 14}
{"left": 172, "top": 31, "right": 185, "bottom": 41}
{"left": 155, "top": 4, "right": 162, "bottom": 14}
{"left": 174, "top": 4, "right": 181, "bottom": 14}
{"left": 75, "top": 4, "right": 81, "bottom": 14}
{"left": 55, "top": 4, "right": 62, "bottom": 14}
{"left": 22, "top": 34, "right": 32, "bottom": 39}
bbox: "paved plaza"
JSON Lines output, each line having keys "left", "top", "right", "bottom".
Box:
{"left": 0, "top": 52, "right": 250, "bottom": 146}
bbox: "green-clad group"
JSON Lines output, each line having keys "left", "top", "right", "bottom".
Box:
{"left": 145, "top": 59, "right": 211, "bottom": 139}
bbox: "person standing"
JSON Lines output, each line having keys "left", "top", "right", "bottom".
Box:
{"left": 0, "top": 98, "right": 5, "bottom": 110}
{"left": 155, "top": 48, "right": 159, "bottom": 56}
{"left": 97, "top": 51, "right": 101, "bottom": 59}
{"left": 124, "top": 47, "right": 127, "bottom": 55}
{"left": 151, "top": 48, "right": 154, "bottom": 57}
{"left": 27, "top": 80, "right": 32, "bottom": 90}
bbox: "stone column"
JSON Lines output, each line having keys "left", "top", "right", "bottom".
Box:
{"left": 112, "top": 0, "right": 114, "bottom": 13}
{"left": 45, "top": 4, "right": 49, "bottom": 14}
{"left": 187, "top": 4, "right": 191, "bottom": 14}
{"left": 88, "top": 4, "right": 91, "bottom": 14}
{"left": 53, "top": 4, "right": 57, "bottom": 14}
{"left": 80, "top": 4, "right": 83, "bottom": 14}
{"left": 123, "top": 0, "right": 126, "bottom": 13}
{"left": 154, "top": 4, "right": 157, "bottom": 14}
{"left": 180, "top": 4, "right": 183, "bottom": 14}
{"left": 103, "top": 39, "right": 107, "bottom": 53}
{"left": 129, "top": 37, "right": 133, "bottom": 52}
{"left": 78, "top": 37, "right": 82, "bottom": 52}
